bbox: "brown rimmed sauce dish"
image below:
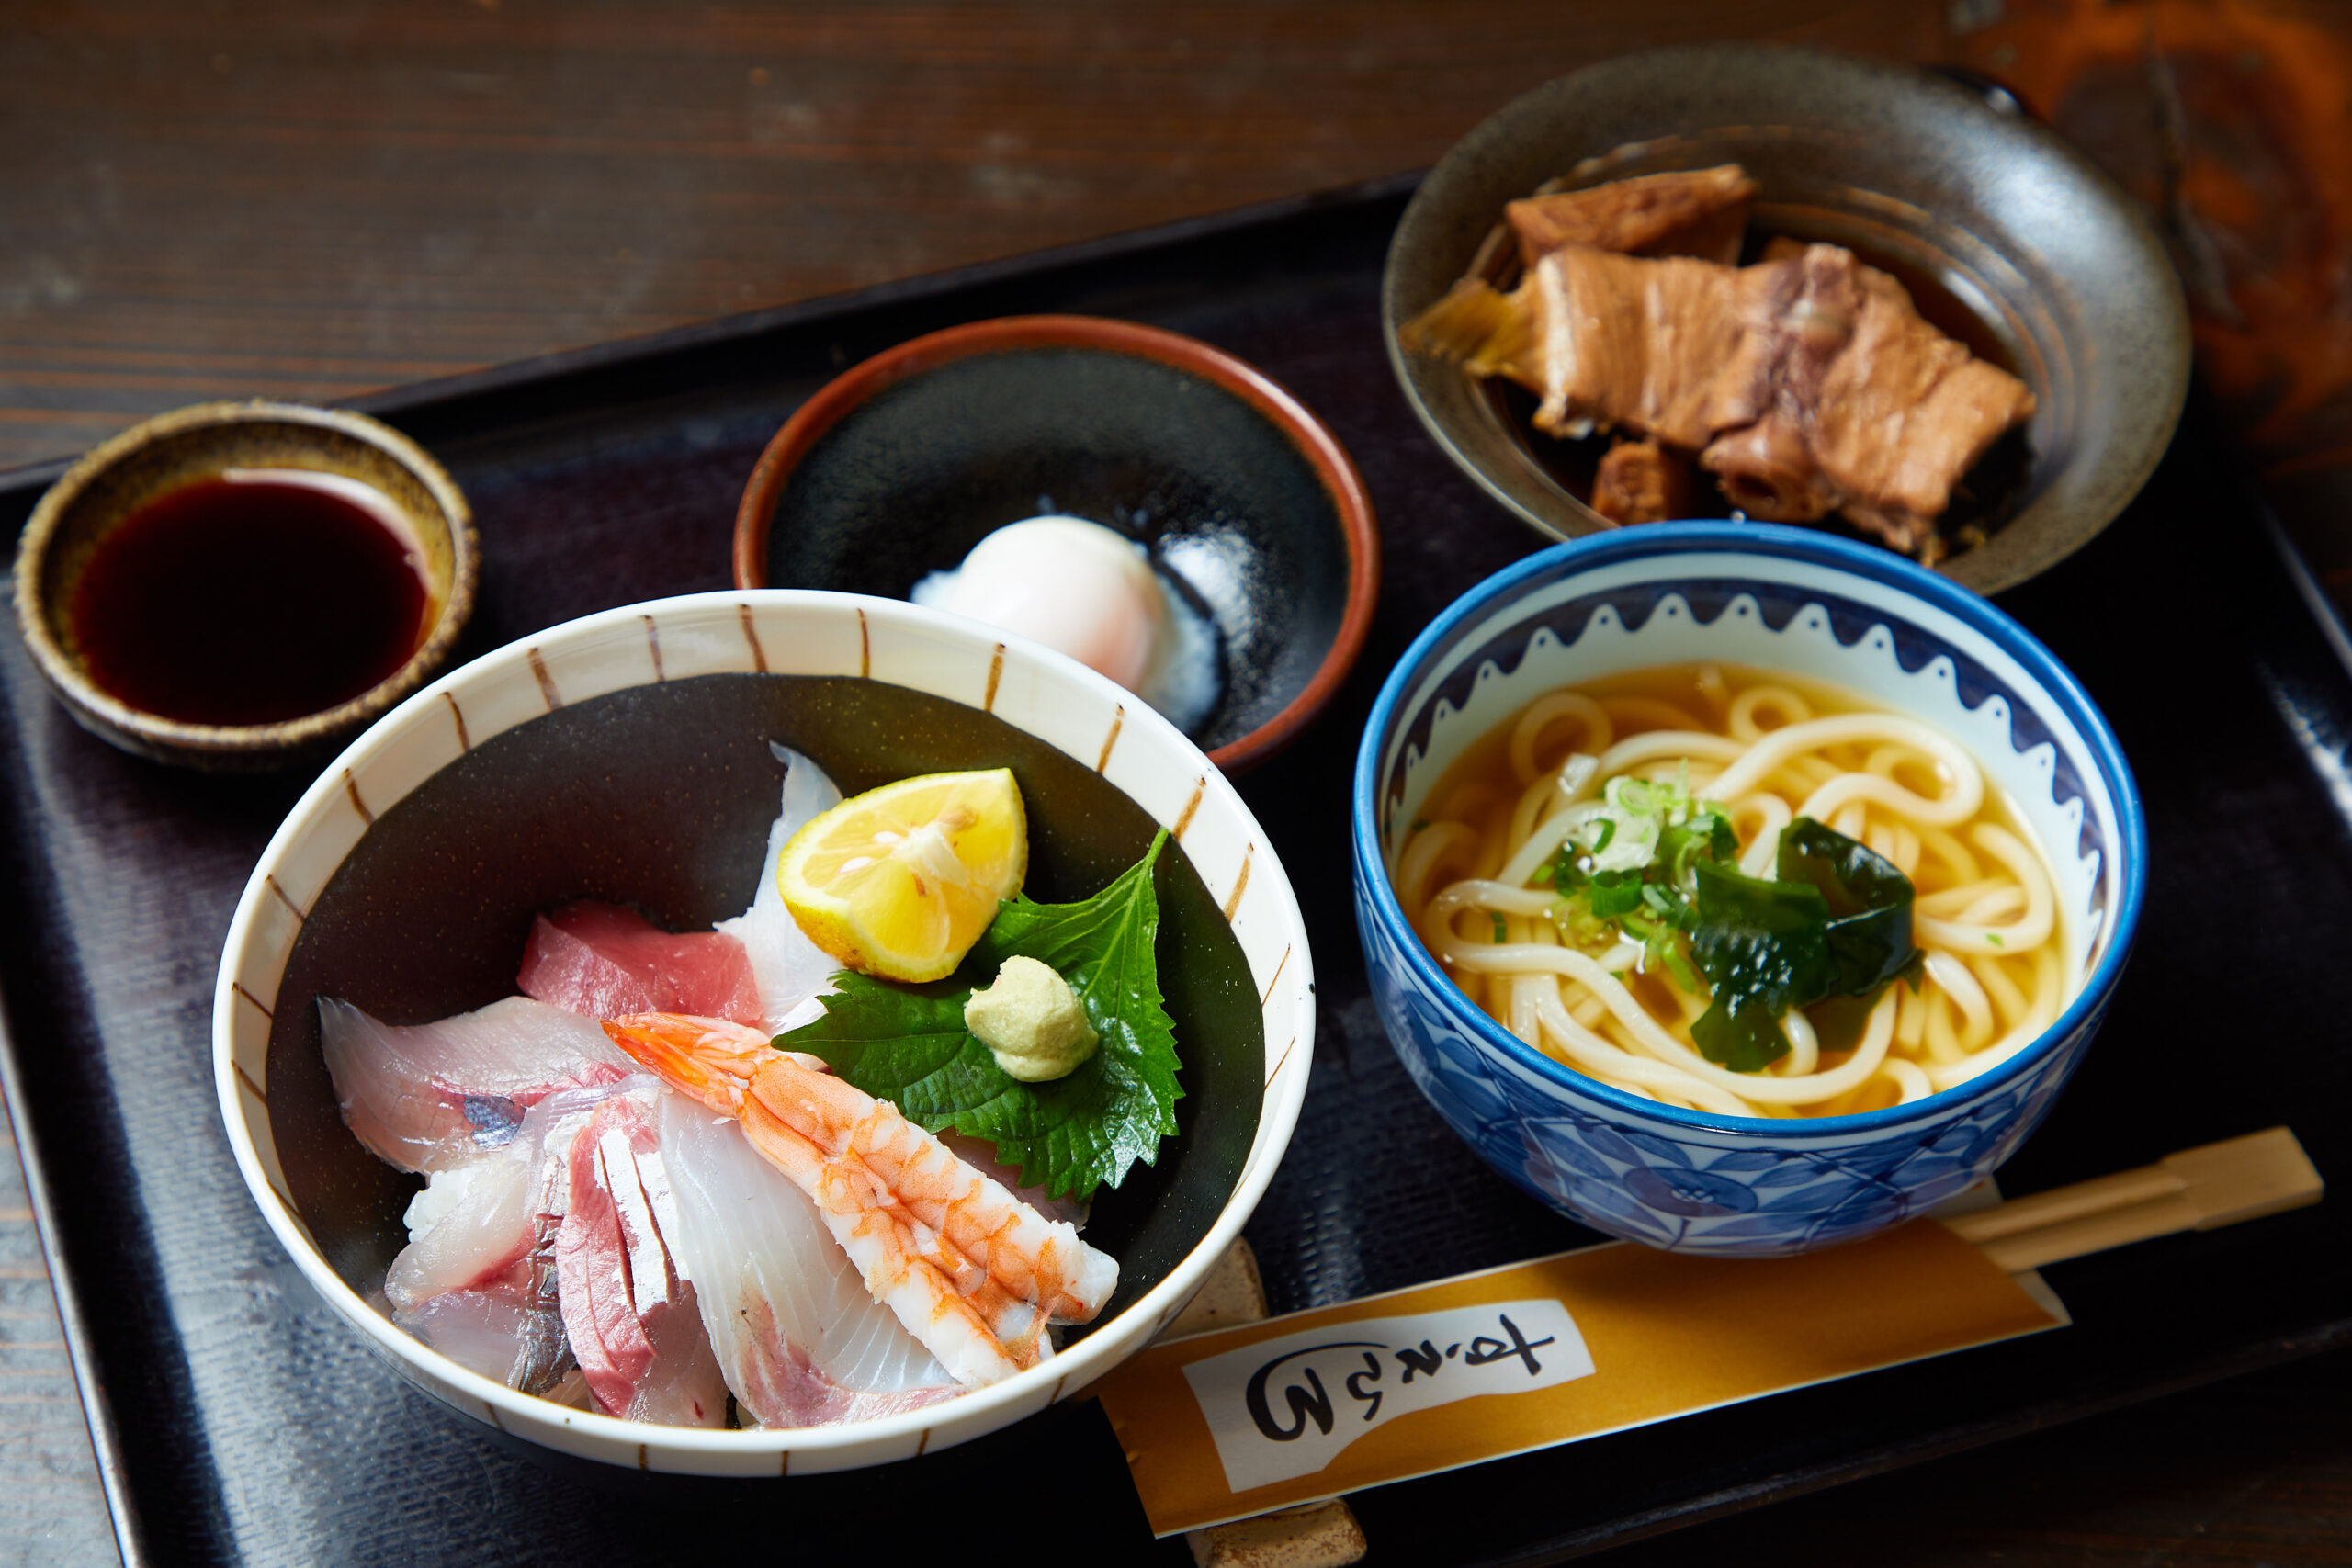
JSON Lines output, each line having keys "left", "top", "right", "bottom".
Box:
{"left": 12, "top": 400, "right": 477, "bottom": 772}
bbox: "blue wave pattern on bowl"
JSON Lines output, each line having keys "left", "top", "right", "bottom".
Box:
{"left": 1351, "top": 524, "right": 2144, "bottom": 1256}
{"left": 1379, "top": 581, "right": 2109, "bottom": 886}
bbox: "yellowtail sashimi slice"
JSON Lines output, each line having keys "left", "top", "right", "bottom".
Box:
{"left": 554, "top": 1089, "right": 729, "bottom": 1427}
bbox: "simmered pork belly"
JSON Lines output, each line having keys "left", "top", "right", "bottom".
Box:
{"left": 1506, "top": 164, "right": 1757, "bottom": 266}
{"left": 1700, "top": 246, "right": 2036, "bottom": 558}
{"left": 1399, "top": 164, "right": 2036, "bottom": 560}
{"left": 1528, "top": 245, "right": 1793, "bottom": 445}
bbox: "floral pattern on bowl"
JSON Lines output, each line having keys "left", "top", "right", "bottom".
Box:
{"left": 1350, "top": 523, "right": 2144, "bottom": 1256}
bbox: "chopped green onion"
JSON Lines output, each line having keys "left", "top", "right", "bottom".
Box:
{"left": 1588, "top": 871, "right": 1642, "bottom": 919}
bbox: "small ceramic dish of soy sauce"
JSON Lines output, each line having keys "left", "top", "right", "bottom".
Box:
{"left": 11, "top": 400, "right": 478, "bottom": 772}
{"left": 1383, "top": 43, "right": 2192, "bottom": 595}
{"left": 732, "top": 314, "right": 1381, "bottom": 774}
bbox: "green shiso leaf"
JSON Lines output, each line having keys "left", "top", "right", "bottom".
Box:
{"left": 784, "top": 829, "right": 1182, "bottom": 1202}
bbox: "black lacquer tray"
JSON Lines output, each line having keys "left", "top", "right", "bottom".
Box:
{"left": 2, "top": 177, "right": 2345, "bottom": 1568}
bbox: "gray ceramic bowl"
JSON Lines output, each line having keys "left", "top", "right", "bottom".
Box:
{"left": 1383, "top": 44, "right": 2192, "bottom": 594}
{"left": 11, "top": 400, "right": 477, "bottom": 771}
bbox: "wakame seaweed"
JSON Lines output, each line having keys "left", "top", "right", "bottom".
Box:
{"left": 1687, "top": 819, "right": 1925, "bottom": 1072}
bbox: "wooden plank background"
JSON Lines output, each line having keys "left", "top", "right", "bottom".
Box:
{"left": 2, "top": 3, "right": 2346, "bottom": 1564}
{"left": 0, "top": 0, "right": 1944, "bottom": 471}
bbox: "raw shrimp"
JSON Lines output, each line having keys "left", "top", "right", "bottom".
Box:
{"left": 601, "top": 1012, "right": 1120, "bottom": 1391}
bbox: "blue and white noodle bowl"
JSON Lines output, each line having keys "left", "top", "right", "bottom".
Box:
{"left": 1351, "top": 524, "right": 2143, "bottom": 1256}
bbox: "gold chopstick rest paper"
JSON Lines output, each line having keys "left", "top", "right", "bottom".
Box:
{"left": 1099, "top": 1217, "right": 2059, "bottom": 1537}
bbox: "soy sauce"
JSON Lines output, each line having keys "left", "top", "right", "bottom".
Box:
{"left": 71, "top": 469, "right": 431, "bottom": 726}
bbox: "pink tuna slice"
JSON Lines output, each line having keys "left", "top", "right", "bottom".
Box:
{"left": 519, "top": 900, "right": 764, "bottom": 1028}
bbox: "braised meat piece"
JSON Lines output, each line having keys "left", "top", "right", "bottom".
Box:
{"left": 1399, "top": 164, "right": 2037, "bottom": 561}
{"left": 1399, "top": 165, "right": 1758, "bottom": 393}
{"left": 1592, "top": 438, "right": 1702, "bottom": 525}
{"left": 1700, "top": 245, "right": 2035, "bottom": 558}
{"left": 1800, "top": 260, "right": 2037, "bottom": 554}
{"left": 1506, "top": 165, "right": 1757, "bottom": 266}
{"left": 1702, "top": 413, "right": 1837, "bottom": 523}
{"left": 1528, "top": 246, "right": 1789, "bottom": 446}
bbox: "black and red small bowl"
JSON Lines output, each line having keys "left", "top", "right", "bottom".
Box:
{"left": 731, "top": 314, "right": 1381, "bottom": 774}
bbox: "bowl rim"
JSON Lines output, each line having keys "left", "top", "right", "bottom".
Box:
{"left": 212, "top": 586, "right": 1316, "bottom": 1465}
{"left": 729, "top": 311, "right": 1383, "bottom": 773}
{"left": 1377, "top": 40, "right": 2192, "bottom": 597}
{"left": 1351, "top": 519, "right": 2147, "bottom": 1139}
{"left": 9, "top": 399, "right": 480, "bottom": 758}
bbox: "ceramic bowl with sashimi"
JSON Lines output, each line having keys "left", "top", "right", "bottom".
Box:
{"left": 213, "top": 591, "right": 1314, "bottom": 1474}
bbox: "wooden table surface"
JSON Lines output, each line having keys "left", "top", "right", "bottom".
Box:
{"left": 3, "top": 3, "right": 2346, "bottom": 1563}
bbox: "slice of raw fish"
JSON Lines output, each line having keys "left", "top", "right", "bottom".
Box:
{"left": 387, "top": 1146, "right": 531, "bottom": 1310}
{"left": 319, "top": 995, "right": 634, "bottom": 1174}
{"left": 392, "top": 1281, "right": 570, "bottom": 1393}
{"left": 518, "top": 901, "right": 764, "bottom": 1028}
{"left": 556, "top": 1091, "right": 727, "bottom": 1426}
{"left": 714, "top": 745, "right": 845, "bottom": 1036}
{"left": 718, "top": 1303, "right": 962, "bottom": 1429}
{"left": 657, "top": 1090, "right": 958, "bottom": 1427}
{"left": 383, "top": 1075, "right": 636, "bottom": 1312}
{"left": 386, "top": 1072, "right": 674, "bottom": 1405}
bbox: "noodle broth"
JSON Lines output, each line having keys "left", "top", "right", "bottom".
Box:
{"left": 1395, "top": 661, "right": 2077, "bottom": 1120}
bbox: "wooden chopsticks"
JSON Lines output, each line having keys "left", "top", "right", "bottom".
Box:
{"left": 1942, "top": 1126, "right": 2323, "bottom": 1272}
{"left": 1152, "top": 1126, "right": 2323, "bottom": 1567}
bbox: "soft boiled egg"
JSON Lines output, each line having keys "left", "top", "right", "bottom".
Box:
{"left": 911, "top": 515, "right": 1222, "bottom": 734}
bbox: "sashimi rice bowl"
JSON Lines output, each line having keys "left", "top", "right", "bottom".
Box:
{"left": 214, "top": 592, "right": 1313, "bottom": 1473}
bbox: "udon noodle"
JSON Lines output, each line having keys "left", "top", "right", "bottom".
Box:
{"left": 1396, "top": 662, "right": 2075, "bottom": 1119}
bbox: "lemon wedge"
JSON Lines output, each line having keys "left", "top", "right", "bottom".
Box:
{"left": 777, "top": 768, "right": 1028, "bottom": 982}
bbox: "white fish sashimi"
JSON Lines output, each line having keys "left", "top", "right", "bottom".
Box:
{"left": 657, "top": 1090, "right": 959, "bottom": 1427}
{"left": 320, "top": 995, "right": 634, "bottom": 1173}
{"left": 382, "top": 1076, "right": 642, "bottom": 1312}
{"left": 392, "top": 1285, "right": 568, "bottom": 1392}
{"left": 714, "top": 745, "right": 844, "bottom": 1036}
{"left": 388, "top": 1151, "right": 531, "bottom": 1310}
